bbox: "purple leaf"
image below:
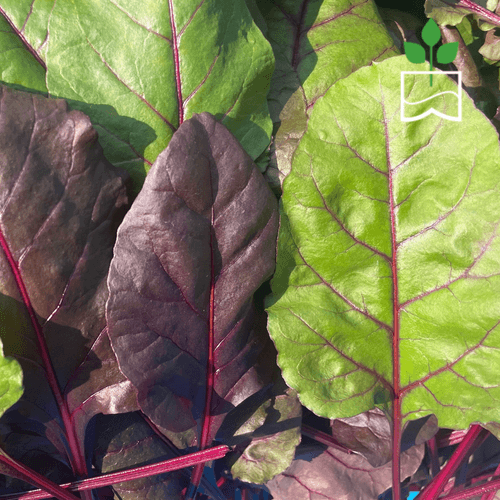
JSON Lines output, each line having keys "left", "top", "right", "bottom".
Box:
{"left": 329, "top": 410, "right": 438, "bottom": 469}
{"left": 0, "top": 85, "right": 138, "bottom": 489}
{"left": 265, "top": 440, "right": 424, "bottom": 500}
{"left": 106, "top": 112, "right": 279, "bottom": 457}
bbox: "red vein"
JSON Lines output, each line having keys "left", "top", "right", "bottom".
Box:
{"left": 177, "top": 0, "right": 205, "bottom": 37}
{"left": 294, "top": 245, "right": 392, "bottom": 333}
{"left": 0, "top": 445, "right": 231, "bottom": 500}
{"left": 186, "top": 202, "right": 216, "bottom": 500}
{"left": 291, "top": 1, "right": 308, "bottom": 69}
{"left": 400, "top": 224, "right": 498, "bottom": 310}
{"left": 307, "top": 166, "right": 391, "bottom": 262}
{"left": 0, "top": 5, "right": 46, "bottom": 71}
{"left": 168, "top": 0, "right": 183, "bottom": 125}
{"left": 286, "top": 309, "right": 393, "bottom": 393}
{"left": 93, "top": 124, "right": 153, "bottom": 166}
{"left": 398, "top": 157, "right": 476, "bottom": 248}
{"left": 85, "top": 37, "right": 176, "bottom": 132}
{"left": 401, "top": 317, "right": 500, "bottom": 398}
{"left": 381, "top": 81, "right": 402, "bottom": 500}
{"left": 20, "top": 1, "right": 35, "bottom": 34}
{"left": 307, "top": 0, "right": 370, "bottom": 33}
{"left": 106, "top": 0, "right": 172, "bottom": 44}
{"left": 183, "top": 50, "right": 221, "bottom": 108}
{"left": 0, "top": 229, "right": 87, "bottom": 479}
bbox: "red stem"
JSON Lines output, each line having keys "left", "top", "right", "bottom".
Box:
{"left": 481, "top": 462, "right": 500, "bottom": 500}
{"left": 417, "top": 425, "right": 489, "bottom": 500}
{"left": 185, "top": 210, "right": 217, "bottom": 500}
{"left": 301, "top": 424, "right": 353, "bottom": 454}
{"left": 386, "top": 99, "right": 401, "bottom": 500}
{"left": 0, "top": 445, "right": 230, "bottom": 500}
{"left": 436, "top": 477, "right": 500, "bottom": 500}
{"left": 437, "top": 429, "right": 469, "bottom": 448}
{"left": 168, "top": 0, "right": 183, "bottom": 125}
{"left": 0, "top": 455, "right": 79, "bottom": 500}
{"left": 426, "top": 436, "right": 440, "bottom": 479}
{"left": 0, "top": 231, "right": 88, "bottom": 480}
{"left": 453, "top": 0, "right": 500, "bottom": 26}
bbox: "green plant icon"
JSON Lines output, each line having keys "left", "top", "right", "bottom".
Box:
{"left": 404, "top": 18, "right": 458, "bottom": 86}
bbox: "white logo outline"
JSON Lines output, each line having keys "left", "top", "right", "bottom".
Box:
{"left": 401, "top": 71, "right": 462, "bottom": 122}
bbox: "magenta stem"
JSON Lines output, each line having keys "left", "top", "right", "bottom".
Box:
{"left": 438, "top": 476, "right": 500, "bottom": 500}
{"left": 481, "top": 462, "right": 500, "bottom": 500}
{"left": 0, "top": 455, "right": 79, "bottom": 500}
{"left": 426, "top": 436, "right": 440, "bottom": 478}
{"left": 417, "top": 425, "right": 489, "bottom": 500}
{"left": 0, "top": 231, "right": 87, "bottom": 479}
{"left": 301, "top": 424, "right": 353, "bottom": 454}
{"left": 454, "top": 0, "right": 500, "bottom": 26}
{"left": 0, "top": 445, "right": 230, "bottom": 500}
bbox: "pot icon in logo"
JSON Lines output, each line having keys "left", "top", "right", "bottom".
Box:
{"left": 401, "top": 19, "right": 462, "bottom": 122}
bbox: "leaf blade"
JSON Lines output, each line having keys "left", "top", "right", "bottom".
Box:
{"left": 257, "top": 0, "right": 398, "bottom": 191}
{"left": 106, "top": 112, "right": 279, "bottom": 451}
{"left": 266, "top": 55, "right": 500, "bottom": 434}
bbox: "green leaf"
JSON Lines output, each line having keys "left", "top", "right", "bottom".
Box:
{"left": 255, "top": 0, "right": 398, "bottom": 192}
{"left": 0, "top": 0, "right": 274, "bottom": 197}
{"left": 266, "top": 54, "right": 500, "bottom": 433}
{"left": 425, "top": 0, "right": 499, "bottom": 31}
{"left": 455, "top": 16, "right": 476, "bottom": 46}
{"left": 404, "top": 42, "right": 426, "bottom": 64}
{"left": 0, "top": 10, "right": 47, "bottom": 95}
{"left": 436, "top": 41, "right": 459, "bottom": 63}
{"left": 0, "top": 337, "right": 23, "bottom": 419}
{"left": 424, "top": 0, "right": 471, "bottom": 26}
{"left": 421, "top": 18, "right": 442, "bottom": 47}
{"left": 221, "top": 378, "right": 301, "bottom": 484}
{"left": 479, "top": 29, "right": 500, "bottom": 63}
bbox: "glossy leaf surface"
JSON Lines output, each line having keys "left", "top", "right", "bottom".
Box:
{"left": 266, "top": 55, "right": 500, "bottom": 433}
{"left": 106, "top": 112, "right": 279, "bottom": 451}
{"left": 0, "top": 0, "right": 274, "bottom": 196}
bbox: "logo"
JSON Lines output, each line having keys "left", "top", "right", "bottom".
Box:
{"left": 401, "top": 19, "right": 462, "bottom": 122}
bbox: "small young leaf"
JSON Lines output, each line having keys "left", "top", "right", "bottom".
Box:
{"left": 0, "top": 339, "right": 22, "bottom": 418}
{"left": 437, "top": 41, "right": 459, "bottom": 64}
{"left": 404, "top": 42, "right": 426, "bottom": 64}
{"left": 421, "top": 18, "right": 442, "bottom": 47}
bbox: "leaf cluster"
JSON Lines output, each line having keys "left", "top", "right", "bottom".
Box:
{"left": 1, "top": 2, "right": 500, "bottom": 500}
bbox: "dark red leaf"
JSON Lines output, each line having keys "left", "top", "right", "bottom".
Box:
{"left": 106, "top": 112, "right": 279, "bottom": 453}
{"left": 0, "top": 85, "right": 137, "bottom": 487}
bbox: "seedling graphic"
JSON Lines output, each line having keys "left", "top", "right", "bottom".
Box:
{"left": 404, "top": 18, "right": 458, "bottom": 86}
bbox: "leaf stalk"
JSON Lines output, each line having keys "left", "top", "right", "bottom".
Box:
{"left": 416, "top": 425, "right": 489, "bottom": 500}
{"left": 0, "top": 445, "right": 230, "bottom": 500}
